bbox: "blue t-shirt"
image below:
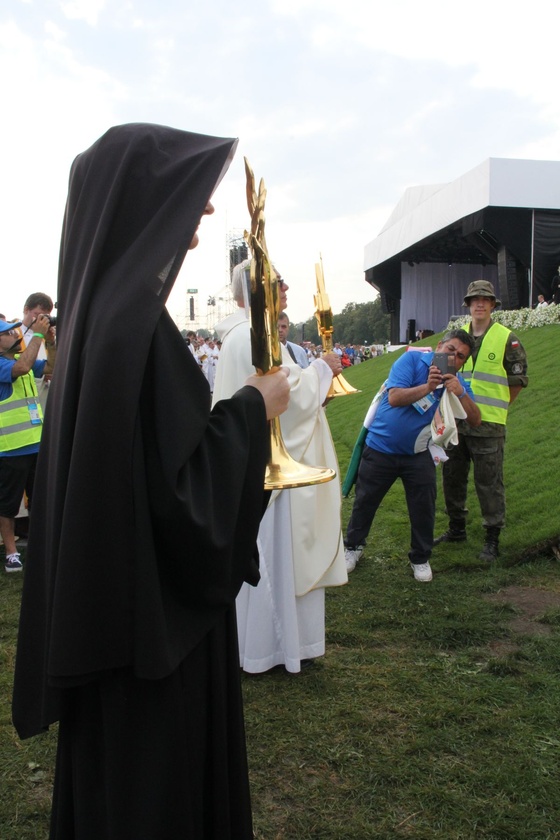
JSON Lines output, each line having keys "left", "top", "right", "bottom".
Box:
{"left": 0, "top": 357, "right": 46, "bottom": 456}
{"left": 365, "top": 350, "right": 473, "bottom": 456}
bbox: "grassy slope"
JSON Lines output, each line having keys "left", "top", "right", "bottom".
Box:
{"left": 1, "top": 324, "right": 559, "bottom": 839}
{"left": 245, "top": 324, "right": 560, "bottom": 839}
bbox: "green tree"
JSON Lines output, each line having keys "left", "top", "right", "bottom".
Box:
{"left": 285, "top": 299, "right": 389, "bottom": 348}
{"left": 300, "top": 299, "right": 390, "bottom": 346}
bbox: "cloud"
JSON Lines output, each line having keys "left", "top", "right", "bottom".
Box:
{"left": 0, "top": 16, "right": 124, "bottom": 315}
{"left": 60, "top": 0, "right": 106, "bottom": 27}
{"left": 2, "top": 0, "right": 559, "bottom": 326}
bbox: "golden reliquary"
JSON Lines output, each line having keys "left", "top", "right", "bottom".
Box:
{"left": 243, "top": 159, "right": 335, "bottom": 490}
{"left": 314, "top": 259, "right": 360, "bottom": 398}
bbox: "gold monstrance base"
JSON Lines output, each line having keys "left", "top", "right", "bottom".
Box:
{"left": 328, "top": 373, "right": 361, "bottom": 398}
{"left": 265, "top": 417, "right": 335, "bottom": 490}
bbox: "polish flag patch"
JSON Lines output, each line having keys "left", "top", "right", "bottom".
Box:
{"left": 511, "top": 340, "right": 519, "bottom": 348}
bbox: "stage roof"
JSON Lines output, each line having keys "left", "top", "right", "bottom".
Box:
{"left": 364, "top": 157, "right": 560, "bottom": 271}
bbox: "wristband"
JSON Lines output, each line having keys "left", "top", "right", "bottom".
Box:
{"left": 458, "top": 386, "right": 467, "bottom": 399}
{"left": 32, "top": 332, "right": 45, "bottom": 338}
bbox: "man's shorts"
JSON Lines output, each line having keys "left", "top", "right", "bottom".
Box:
{"left": 0, "top": 455, "right": 37, "bottom": 517}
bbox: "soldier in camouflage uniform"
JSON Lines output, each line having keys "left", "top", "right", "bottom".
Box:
{"left": 434, "top": 280, "right": 528, "bottom": 561}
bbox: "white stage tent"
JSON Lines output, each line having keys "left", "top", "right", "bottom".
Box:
{"left": 364, "top": 158, "right": 560, "bottom": 343}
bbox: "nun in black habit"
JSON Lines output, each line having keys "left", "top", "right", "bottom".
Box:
{"left": 12, "top": 123, "right": 289, "bottom": 839}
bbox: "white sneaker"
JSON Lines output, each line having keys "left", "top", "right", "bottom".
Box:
{"left": 345, "top": 546, "right": 364, "bottom": 573}
{"left": 411, "top": 561, "right": 432, "bottom": 582}
{"left": 5, "top": 553, "right": 23, "bottom": 573}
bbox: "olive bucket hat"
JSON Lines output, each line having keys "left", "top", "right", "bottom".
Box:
{"left": 463, "top": 280, "right": 501, "bottom": 307}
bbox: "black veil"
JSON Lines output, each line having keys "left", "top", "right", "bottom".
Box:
{"left": 13, "top": 124, "right": 268, "bottom": 740}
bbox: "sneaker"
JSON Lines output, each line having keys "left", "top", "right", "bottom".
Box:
{"left": 433, "top": 528, "right": 467, "bottom": 546}
{"left": 344, "top": 545, "right": 364, "bottom": 573}
{"left": 5, "top": 553, "right": 23, "bottom": 573}
{"left": 411, "top": 561, "right": 433, "bottom": 582}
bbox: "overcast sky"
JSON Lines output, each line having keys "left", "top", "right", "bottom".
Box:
{"left": 2, "top": 0, "right": 559, "bottom": 329}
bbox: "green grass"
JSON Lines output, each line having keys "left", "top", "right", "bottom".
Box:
{"left": 1, "top": 323, "right": 560, "bottom": 838}
{"left": 0, "top": 572, "right": 57, "bottom": 839}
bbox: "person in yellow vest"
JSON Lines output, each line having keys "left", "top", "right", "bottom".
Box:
{"left": 434, "top": 280, "right": 528, "bottom": 561}
{"left": 0, "top": 314, "right": 56, "bottom": 572}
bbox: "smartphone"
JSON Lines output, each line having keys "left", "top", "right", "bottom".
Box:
{"left": 432, "top": 353, "right": 456, "bottom": 376}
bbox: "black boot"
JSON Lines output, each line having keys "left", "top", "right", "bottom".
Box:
{"left": 479, "top": 527, "right": 500, "bottom": 562}
{"left": 434, "top": 520, "right": 467, "bottom": 546}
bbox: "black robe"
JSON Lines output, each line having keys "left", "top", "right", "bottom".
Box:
{"left": 12, "top": 123, "right": 268, "bottom": 839}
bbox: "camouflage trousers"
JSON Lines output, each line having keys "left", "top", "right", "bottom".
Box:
{"left": 441, "top": 434, "right": 506, "bottom": 530}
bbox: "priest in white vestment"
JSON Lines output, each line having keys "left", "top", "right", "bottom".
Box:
{"left": 206, "top": 339, "right": 219, "bottom": 392}
{"left": 212, "top": 261, "right": 347, "bottom": 674}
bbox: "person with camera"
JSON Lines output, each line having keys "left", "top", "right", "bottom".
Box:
{"left": 435, "top": 280, "right": 528, "bottom": 561}
{"left": 20, "top": 293, "right": 55, "bottom": 346}
{"left": 0, "top": 313, "right": 56, "bottom": 572}
{"left": 344, "top": 329, "right": 480, "bottom": 582}
{"left": 19, "top": 292, "right": 56, "bottom": 407}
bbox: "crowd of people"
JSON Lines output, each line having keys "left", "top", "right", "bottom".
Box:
{"left": 186, "top": 326, "right": 383, "bottom": 394}
{"left": 1, "top": 122, "right": 532, "bottom": 839}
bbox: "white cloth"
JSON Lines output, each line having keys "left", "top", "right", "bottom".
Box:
{"left": 213, "top": 310, "right": 347, "bottom": 673}
{"left": 363, "top": 381, "right": 387, "bottom": 429}
{"left": 235, "top": 497, "right": 325, "bottom": 673}
{"left": 286, "top": 340, "right": 309, "bottom": 368}
{"left": 430, "top": 388, "right": 467, "bottom": 449}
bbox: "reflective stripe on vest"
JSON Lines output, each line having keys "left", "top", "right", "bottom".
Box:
{"left": 462, "top": 322, "right": 510, "bottom": 424}
{"left": 0, "top": 371, "right": 43, "bottom": 452}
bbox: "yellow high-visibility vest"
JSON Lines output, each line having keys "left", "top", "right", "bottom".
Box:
{"left": 461, "top": 323, "right": 510, "bottom": 425}
{"left": 0, "top": 369, "right": 43, "bottom": 452}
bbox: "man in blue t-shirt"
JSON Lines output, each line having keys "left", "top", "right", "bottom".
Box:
{"left": 0, "top": 314, "right": 56, "bottom": 572}
{"left": 344, "top": 329, "right": 481, "bottom": 582}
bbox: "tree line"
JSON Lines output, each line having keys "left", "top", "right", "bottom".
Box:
{"left": 289, "top": 298, "right": 390, "bottom": 346}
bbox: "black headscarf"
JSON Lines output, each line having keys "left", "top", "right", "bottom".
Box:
{"left": 13, "top": 124, "right": 269, "bottom": 739}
